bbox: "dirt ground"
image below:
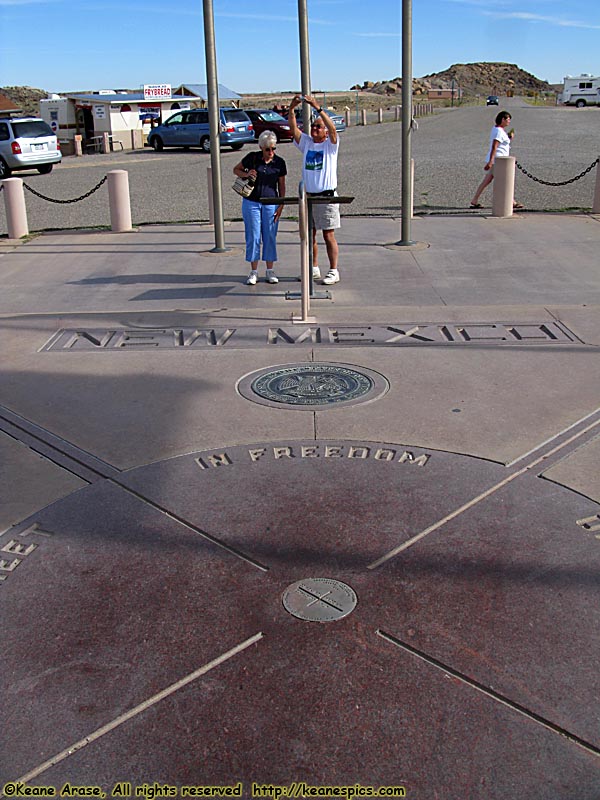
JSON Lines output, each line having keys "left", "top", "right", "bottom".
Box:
{"left": 239, "top": 91, "right": 557, "bottom": 114}
{"left": 239, "top": 91, "right": 403, "bottom": 113}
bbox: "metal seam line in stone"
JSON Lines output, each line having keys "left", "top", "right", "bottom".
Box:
{"left": 2, "top": 633, "right": 263, "bottom": 790}
{"left": 377, "top": 630, "right": 600, "bottom": 759}
{"left": 505, "top": 403, "right": 600, "bottom": 467}
{"left": 368, "top": 415, "right": 600, "bottom": 570}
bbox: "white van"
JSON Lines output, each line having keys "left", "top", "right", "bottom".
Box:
{"left": 561, "top": 74, "right": 600, "bottom": 108}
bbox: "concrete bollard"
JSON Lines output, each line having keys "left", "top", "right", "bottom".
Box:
{"left": 107, "top": 170, "right": 132, "bottom": 232}
{"left": 131, "top": 130, "right": 143, "bottom": 150}
{"left": 378, "top": 108, "right": 383, "bottom": 123}
{"left": 344, "top": 109, "right": 351, "bottom": 127}
{"left": 74, "top": 134, "right": 83, "bottom": 157}
{"left": 492, "top": 157, "right": 515, "bottom": 217}
{"left": 102, "top": 132, "right": 110, "bottom": 155}
{"left": 395, "top": 106, "right": 400, "bottom": 121}
{"left": 361, "top": 109, "right": 367, "bottom": 126}
{"left": 2, "top": 178, "right": 29, "bottom": 239}
{"left": 593, "top": 159, "right": 600, "bottom": 214}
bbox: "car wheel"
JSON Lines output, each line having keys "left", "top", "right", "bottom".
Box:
{"left": 200, "top": 137, "right": 211, "bottom": 152}
{"left": 37, "top": 164, "right": 53, "bottom": 175}
{"left": 575, "top": 99, "right": 586, "bottom": 108}
{"left": 151, "top": 137, "right": 164, "bottom": 151}
{"left": 0, "top": 158, "right": 11, "bottom": 179}
{"left": 230, "top": 143, "right": 244, "bottom": 151}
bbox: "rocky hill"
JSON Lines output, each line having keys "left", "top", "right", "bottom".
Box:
{"left": 352, "top": 62, "right": 553, "bottom": 97}
{"left": 1, "top": 86, "right": 48, "bottom": 116}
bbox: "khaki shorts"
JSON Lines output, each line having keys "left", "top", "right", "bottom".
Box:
{"left": 310, "top": 192, "right": 341, "bottom": 230}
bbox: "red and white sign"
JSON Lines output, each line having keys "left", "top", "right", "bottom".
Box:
{"left": 143, "top": 84, "right": 172, "bottom": 101}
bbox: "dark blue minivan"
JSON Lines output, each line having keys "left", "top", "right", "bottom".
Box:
{"left": 147, "top": 108, "right": 254, "bottom": 152}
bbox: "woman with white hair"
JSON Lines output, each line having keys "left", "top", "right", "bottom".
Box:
{"left": 233, "top": 130, "right": 287, "bottom": 285}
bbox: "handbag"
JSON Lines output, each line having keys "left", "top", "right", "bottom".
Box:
{"left": 232, "top": 153, "right": 257, "bottom": 197}
{"left": 232, "top": 175, "right": 255, "bottom": 197}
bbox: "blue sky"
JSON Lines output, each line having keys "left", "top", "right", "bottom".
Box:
{"left": 0, "top": 0, "right": 598, "bottom": 94}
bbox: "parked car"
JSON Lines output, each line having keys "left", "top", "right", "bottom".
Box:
{"left": 0, "top": 117, "right": 62, "bottom": 178}
{"left": 147, "top": 108, "right": 254, "bottom": 152}
{"left": 244, "top": 109, "right": 293, "bottom": 141}
{"left": 317, "top": 108, "right": 347, "bottom": 132}
{"left": 294, "top": 107, "right": 347, "bottom": 133}
{"left": 486, "top": 95, "right": 499, "bottom": 106}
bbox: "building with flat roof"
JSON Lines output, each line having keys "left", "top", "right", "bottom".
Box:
{"left": 39, "top": 83, "right": 241, "bottom": 152}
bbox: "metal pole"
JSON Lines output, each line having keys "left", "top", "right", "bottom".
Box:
{"left": 203, "top": 0, "right": 227, "bottom": 252}
{"left": 398, "top": 0, "right": 414, "bottom": 245}
{"left": 296, "top": 181, "right": 311, "bottom": 322}
{"left": 298, "top": 0, "right": 312, "bottom": 132}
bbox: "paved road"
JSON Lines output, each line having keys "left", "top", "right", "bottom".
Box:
{"left": 1, "top": 98, "right": 598, "bottom": 233}
{"left": 412, "top": 97, "right": 600, "bottom": 211}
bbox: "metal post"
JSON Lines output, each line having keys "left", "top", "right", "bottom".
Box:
{"left": 293, "top": 181, "right": 315, "bottom": 323}
{"left": 207, "top": 166, "right": 214, "bottom": 225}
{"left": 203, "top": 0, "right": 227, "bottom": 252}
{"left": 298, "top": 0, "right": 312, "bottom": 132}
{"left": 398, "top": 0, "right": 415, "bottom": 245}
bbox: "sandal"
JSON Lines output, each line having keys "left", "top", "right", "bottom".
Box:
{"left": 513, "top": 202, "right": 524, "bottom": 209}
{"left": 470, "top": 203, "right": 482, "bottom": 209}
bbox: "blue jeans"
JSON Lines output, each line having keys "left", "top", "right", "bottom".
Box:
{"left": 242, "top": 199, "right": 279, "bottom": 263}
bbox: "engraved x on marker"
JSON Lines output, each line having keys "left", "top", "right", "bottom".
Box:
{"left": 297, "top": 584, "right": 344, "bottom": 611}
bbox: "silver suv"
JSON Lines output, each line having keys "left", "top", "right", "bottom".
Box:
{"left": 0, "top": 117, "right": 62, "bottom": 178}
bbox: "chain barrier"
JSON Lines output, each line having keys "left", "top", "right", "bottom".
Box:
{"left": 22, "top": 175, "right": 108, "bottom": 204}
{"left": 516, "top": 158, "right": 599, "bottom": 187}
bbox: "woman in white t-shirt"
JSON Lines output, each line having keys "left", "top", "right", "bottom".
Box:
{"left": 470, "top": 110, "right": 523, "bottom": 209}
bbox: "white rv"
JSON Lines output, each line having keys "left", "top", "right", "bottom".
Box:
{"left": 561, "top": 74, "right": 600, "bottom": 107}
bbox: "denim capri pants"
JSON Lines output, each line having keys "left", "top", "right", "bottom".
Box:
{"left": 242, "top": 198, "right": 279, "bottom": 263}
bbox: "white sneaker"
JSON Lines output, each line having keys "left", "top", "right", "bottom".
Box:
{"left": 246, "top": 271, "right": 258, "bottom": 285}
{"left": 266, "top": 269, "right": 279, "bottom": 284}
{"left": 312, "top": 266, "right": 321, "bottom": 279}
{"left": 322, "top": 269, "right": 340, "bottom": 285}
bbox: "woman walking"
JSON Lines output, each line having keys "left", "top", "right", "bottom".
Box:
{"left": 233, "top": 130, "right": 287, "bottom": 285}
{"left": 470, "top": 110, "right": 523, "bottom": 209}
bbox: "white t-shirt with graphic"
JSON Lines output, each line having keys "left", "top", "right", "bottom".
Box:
{"left": 296, "top": 132, "right": 339, "bottom": 193}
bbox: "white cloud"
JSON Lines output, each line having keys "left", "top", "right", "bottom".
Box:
{"left": 483, "top": 10, "right": 600, "bottom": 29}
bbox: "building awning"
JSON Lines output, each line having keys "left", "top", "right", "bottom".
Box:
{"left": 65, "top": 93, "right": 198, "bottom": 105}
{"left": 174, "top": 84, "right": 241, "bottom": 101}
